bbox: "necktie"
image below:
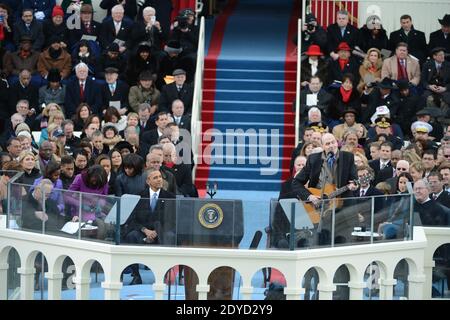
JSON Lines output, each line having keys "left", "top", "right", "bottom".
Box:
{"left": 109, "top": 84, "right": 115, "bottom": 95}
{"left": 433, "top": 194, "right": 438, "bottom": 200}
{"left": 360, "top": 190, "right": 365, "bottom": 197}
{"left": 381, "top": 162, "right": 386, "bottom": 170}
{"left": 150, "top": 193, "right": 158, "bottom": 211}
{"left": 80, "top": 82, "right": 84, "bottom": 100}
{"left": 115, "top": 23, "right": 120, "bottom": 35}
{"left": 341, "top": 27, "right": 345, "bottom": 37}
{"left": 327, "top": 155, "right": 335, "bottom": 170}
{"left": 85, "top": 22, "right": 91, "bottom": 33}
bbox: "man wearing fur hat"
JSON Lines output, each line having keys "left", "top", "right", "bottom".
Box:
{"left": 429, "top": 15, "right": 450, "bottom": 61}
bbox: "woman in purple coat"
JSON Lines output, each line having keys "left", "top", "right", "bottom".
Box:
{"left": 66, "top": 164, "right": 112, "bottom": 239}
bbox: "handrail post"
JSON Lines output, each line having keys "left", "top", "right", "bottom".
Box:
{"left": 295, "top": 18, "right": 302, "bottom": 145}
{"left": 191, "top": 16, "right": 205, "bottom": 181}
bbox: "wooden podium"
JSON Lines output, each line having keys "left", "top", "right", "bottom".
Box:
{"left": 176, "top": 199, "right": 243, "bottom": 300}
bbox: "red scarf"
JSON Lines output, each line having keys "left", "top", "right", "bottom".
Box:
{"left": 340, "top": 86, "right": 352, "bottom": 103}
{"left": 368, "top": 64, "right": 377, "bottom": 73}
{"left": 164, "top": 161, "right": 175, "bottom": 168}
{"left": 338, "top": 58, "right": 348, "bottom": 70}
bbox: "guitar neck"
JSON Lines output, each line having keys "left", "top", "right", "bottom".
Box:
{"left": 328, "top": 185, "right": 349, "bottom": 199}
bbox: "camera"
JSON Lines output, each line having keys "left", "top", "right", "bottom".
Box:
{"left": 177, "top": 15, "right": 189, "bottom": 29}
{"left": 306, "top": 23, "right": 316, "bottom": 31}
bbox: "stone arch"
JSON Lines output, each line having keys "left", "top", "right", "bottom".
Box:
{"left": 207, "top": 266, "right": 241, "bottom": 300}
{"left": 250, "top": 267, "right": 286, "bottom": 300}
{"left": 164, "top": 264, "right": 199, "bottom": 300}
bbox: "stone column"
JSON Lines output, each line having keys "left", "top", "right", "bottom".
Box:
{"left": 423, "top": 260, "right": 435, "bottom": 300}
{"left": 17, "top": 267, "right": 35, "bottom": 300}
{"left": 285, "top": 287, "right": 304, "bottom": 300}
{"left": 239, "top": 286, "right": 253, "bottom": 300}
{"left": 317, "top": 283, "right": 336, "bottom": 300}
{"left": 0, "top": 263, "right": 8, "bottom": 300}
{"left": 102, "top": 281, "right": 123, "bottom": 300}
{"left": 73, "top": 276, "right": 91, "bottom": 300}
{"left": 196, "top": 284, "right": 210, "bottom": 300}
{"left": 348, "top": 281, "right": 366, "bottom": 300}
{"left": 153, "top": 283, "right": 166, "bottom": 300}
{"left": 379, "top": 278, "right": 396, "bottom": 300}
{"left": 46, "top": 272, "right": 64, "bottom": 300}
{"left": 408, "top": 274, "right": 426, "bottom": 300}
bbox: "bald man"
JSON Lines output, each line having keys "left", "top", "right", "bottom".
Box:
{"left": 293, "top": 133, "right": 358, "bottom": 205}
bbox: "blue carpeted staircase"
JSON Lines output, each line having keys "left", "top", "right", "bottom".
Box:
{"left": 195, "top": 0, "right": 298, "bottom": 192}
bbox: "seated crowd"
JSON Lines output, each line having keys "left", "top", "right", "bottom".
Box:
{"left": 0, "top": 2, "right": 199, "bottom": 251}
{"left": 277, "top": 10, "right": 450, "bottom": 247}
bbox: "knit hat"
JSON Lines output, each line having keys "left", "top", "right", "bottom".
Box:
{"left": 52, "top": 5, "right": 64, "bottom": 18}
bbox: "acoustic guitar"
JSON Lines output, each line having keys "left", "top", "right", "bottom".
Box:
{"left": 303, "top": 174, "right": 372, "bottom": 224}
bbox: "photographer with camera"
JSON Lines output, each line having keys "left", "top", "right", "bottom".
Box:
{"left": 300, "top": 14, "right": 327, "bottom": 56}
{"left": 170, "top": 8, "right": 198, "bottom": 55}
{"left": 422, "top": 47, "right": 450, "bottom": 113}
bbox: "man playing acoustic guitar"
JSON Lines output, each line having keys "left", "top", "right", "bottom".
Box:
{"left": 292, "top": 132, "right": 358, "bottom": 209}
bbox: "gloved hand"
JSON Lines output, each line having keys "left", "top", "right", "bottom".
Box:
{"left": 137, "top": 0, "right": 146, "bottom": 7}
{"left": 34, "top": 11, "right": 45, "bottom": 20}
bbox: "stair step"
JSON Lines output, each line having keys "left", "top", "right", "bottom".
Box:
{"left": 196, "top": 166, "right": 289, "bottom": 179}
{"left": 204, "top": 68, "right": 296, "bottom": 81}
{"left": 202, "top": 110, "right": 294, "bottom": 122}
{"left": 206, "top": 58, "right": 296, "bottom": 71}
{"left": 195, "top": 177, "right": 282, "bottom": 191}
{"left": 202, "top": 99, "right": 292, "bottom": 112}
{"left": 204, "top": 78, "right": 296, "bottom": 90}
{"left": 201, "top": 120, "right": 294, "bottom": 130}
{"left": 203, "top": 89, "right": 296, "bottom": 102}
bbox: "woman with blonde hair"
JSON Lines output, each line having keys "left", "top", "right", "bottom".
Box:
{"left": 409, "top": 161, "right": 425, "bottom": 182}
{"left": 402, "top": 148, "right": 421, "bottom": 164}
{"left": 17, "top": 150, "right": 41, "bottom": 185}
{"left": 354, "top": 151, "right": 369, "bottom": 168}
{"left": 357, "top": 48, "right": 383, "bottom": 93}
{"left": 36, "top": 103, "right": 63, "bottom": 130}
{"left": 39, "top": 110, "right": 65, "bottom": 145}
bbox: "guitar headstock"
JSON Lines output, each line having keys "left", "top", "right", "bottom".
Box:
{"left": 354, "top": 173, "right": 373, "bottom": 187}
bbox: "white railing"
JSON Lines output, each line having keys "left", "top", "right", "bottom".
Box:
{"left": 191, "top": 16, "right": 205, "bottom": 181}
{"left": 295, "top": 18, "right": 302, "bottom": 146}
{"left": 2, "top": 226, "right": 446, "bottom": 300}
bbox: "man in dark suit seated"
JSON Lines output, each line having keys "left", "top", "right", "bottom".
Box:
{"left": 122, "top": 167, "right": 176, "bottom": 285}
{"left": 421, "top": 47, "right": 450, "bottom": 114}
{"left": 413, "top": 179, "right": 449, "bottom": 226}
{"left": 326, "top": 10, "right": 360, "bottom": 61}
{"left": 67, "top": 4, "right": 102, "bottom": 50}
{"left": 292, "top": 133, "right": 358, "bottom": 244}
{"left": 98, "top": 4, "right": 133, "bottom": 53}
{"left": 369, "top": 141, "right": 393, "bottom": 180}
{"left": 64, "top": 62, "right": 102, "bottom": 118}
{"left": 353, "top": 165, "right": 384, "bottom": 232}
{"left": 171, "top": 99, "right": 191, "bottom": 132}
{"left": 388, "top": 14, "right": 427, "bottom": 65}
{"left": 13, "top": 8, "right": 44, "bottom": 51}
{"left": 158, "top": 69, "right": 193, "bottom": 114}
{"left": 100, "top": 67, "right": 129, "bottom": 115}
{"left": 21, "top": 179, "right": 64, "bottom": 233}
{"left": 141, "top": 111, "right": 170, "bottom": 155}
{"left": 8, "top": 69, "right": 39, "bottom": 117}
{"left": 428, "top": 15, "right": 450, "bottom": 62}
{"left": 428, "top": 171, "right": 450, "bottom": 208}
{"left": 299, "top": 76, "right": 333, "bottom": 120}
